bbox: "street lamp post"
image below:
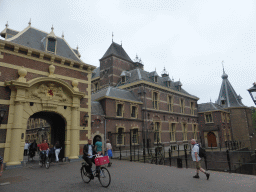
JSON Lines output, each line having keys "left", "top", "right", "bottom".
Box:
{"left": 248, "top": 82, "right": 256, "bottom": 105}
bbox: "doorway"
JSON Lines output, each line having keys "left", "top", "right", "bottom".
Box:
{"left": 207, "top": 132, "right": 217, "bottom": 147}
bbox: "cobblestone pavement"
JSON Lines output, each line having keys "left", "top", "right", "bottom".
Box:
{"left": 0, "top": 159, "right": 255, "bottom": 192}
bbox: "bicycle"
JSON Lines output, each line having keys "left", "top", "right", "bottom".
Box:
{"left": 80, "top": 155, "right": 111, "bottom": 187}
{"left": 40, "top": 150, "right": 50, "bottom": 169}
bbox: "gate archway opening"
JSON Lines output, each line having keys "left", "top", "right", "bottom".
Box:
{"left": 28, "top": 111, "right": 66, "bottom": 161}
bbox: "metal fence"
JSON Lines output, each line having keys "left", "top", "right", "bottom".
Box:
{"left": 107, "top": 134, "right": 256, "bottom": 175}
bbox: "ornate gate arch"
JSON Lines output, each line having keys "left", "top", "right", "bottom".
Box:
{"left": 4, "top": 75, "right": 84, "bottom": 166}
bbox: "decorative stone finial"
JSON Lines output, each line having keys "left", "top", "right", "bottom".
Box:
{"left": 28, "top": 18, "right": 31, "bottom": 26}
{"left": 112, "top": 32, "right": 114, "bottom": 42}
{"left": 5, "top": 21, "right": 8, "bottom": 28}
{"left": 48, "top": 65, "right": 55, "bottom": 77}
{"left": 76, "top": 45, "right": 79, "bottom": 50}
{"left": 51, "top": 25, "right": 54, "bottom": 31}
{"left": 17, "top": 66, "right": 27, "bottom": 82}
{"left": 72, "top": 80, "right": 79, "bottom": 91}
{"left": 62, "top": 31, "right": 64, "bottom": 38}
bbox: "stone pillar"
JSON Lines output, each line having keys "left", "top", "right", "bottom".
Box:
{"left": 69, "top": 106, "right": 79, "bottom": 159}
{"left": 6, "top": 101, "right": 24, "bottom": 166}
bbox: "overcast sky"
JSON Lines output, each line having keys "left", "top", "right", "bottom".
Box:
{"left": 0, "top": 0, "right": 256, "bottom": 107}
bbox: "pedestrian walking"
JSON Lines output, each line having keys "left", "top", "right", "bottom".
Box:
{"left": 54, "top": 141, "right": 61, "bottom": 163}
{"left": 29, "top": 140, "right": 37, "bottom": 158}
{"left": 24, "top": 141, "right": 29, "bottom": 156}
{"left": 0, "top": 155, "right": 3, "bottom": 177}
{"left": 95, "top": 137, "right": 102, "bottom": 155}
{"left": 191, "top": 139, "right": 210, "bottom": 180}
{"left": 106, "top": 139, "right": 113, "bottom": 167}
{"left": 48, "top": 144, "right": 55, "bottom": 162}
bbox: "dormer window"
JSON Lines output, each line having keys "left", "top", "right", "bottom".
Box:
{"left": 47, "top": 38, "right": 56, "bottom": 52}
{"left": 167, "top": 81, "right": 171, "bottom": 87}
{"left": 154, "top": 76, "right": 158, "bottom": 82}
{"left": 221, "top": 100, "right": 225, "bottom": 105}
{"left": 121, "top": 76, "right": 126, "bottom": 83}
{"left": 46, "top": 26, "right": 57, "bottom": 54}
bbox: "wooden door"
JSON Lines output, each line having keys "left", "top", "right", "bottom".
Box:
{"left": 207, "top": 132, "right": 217, "bottom": 147}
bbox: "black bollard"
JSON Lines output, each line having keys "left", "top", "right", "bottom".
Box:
{"left": 226, "top": 150, "right": 231, "bottom": 173}
{"left": 185, "top": 148, "right": 188, "bottom": 168}
{"left": 169, "top": 148, "right": 172, "bottom": 166}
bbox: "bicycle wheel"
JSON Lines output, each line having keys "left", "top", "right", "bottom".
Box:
{"left": 45, "top": 157, "right": 50, "bottom": 169}
{"left": 98, "top": 167, "right": 111, "bottom": 188}
{"left": 81, "top": 166, "right": 91, "bottom": 183}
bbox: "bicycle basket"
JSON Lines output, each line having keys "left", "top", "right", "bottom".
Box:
{"left": 94, "top": 156, "right": 109, "bottom": 166}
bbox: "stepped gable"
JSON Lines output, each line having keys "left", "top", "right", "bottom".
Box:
{"left": 198, "top": 102, "right": 227, "bottom": 112}
{"left": 216, "top": 70, "right": 244, "bottom": 108}
{"left": 100, "top": 42, "right": 132, "bottom": 62}
{"left": 92, "top": 86, "right": 141, "bottom": 102}
{"left": 4, "top": 26, "right": 81, "bottom": 62}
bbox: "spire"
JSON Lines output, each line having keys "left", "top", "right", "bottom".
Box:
{"left": 47, "top": 25, "right": 56, "bottom": 39}
{"left": 112, "top": 32, "right": 114, "bottom": 42}
{"left": 221, "top": 61, "right": 228, "bottom": 79}
{"left": 62, "top": 31, "right": 64, "bottom": 38}
{"left": 5, "top": 21, "right": 8, "bottom": 28}
{"left": 28, "top": 18, "right": 31, "bottom": 26}
{"left": 217, "top": 68, "right": 244, "bottom": 108}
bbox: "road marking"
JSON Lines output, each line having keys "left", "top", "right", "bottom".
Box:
{"left": 0, "top": 182, "right": 11, "bottom": 186}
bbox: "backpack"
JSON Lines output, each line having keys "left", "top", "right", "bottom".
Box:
{"left": 197, "top": 144, "right": 206, "bottom": 158}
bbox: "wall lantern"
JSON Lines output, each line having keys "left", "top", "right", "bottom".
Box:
{"left": 248, "top": 82, "right": 256, "bottom": 105}
{"left": 83, "top": 114, "right": 89, "bottom": 127}
{"left": 0, "top": 108, "right": 6, "bottom": 124}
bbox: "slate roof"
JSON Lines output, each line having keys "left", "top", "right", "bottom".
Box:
{"left": 216, "top": 70, "right": 244, "bottom": 108}
{"left": 116, "top": 68, "right": 197, "bottom": 98}
{"left": 100, "top": 42, "right": 133, "bottom": 62}
{"left": 92, "top": 86, "right": 142, "bottom": 103}
{"left": 4, "top": 26, "right": 81, "bottom": 62}
{"left": 0, "top": 27, "right": 19, "bottom": 38}
{"left": 198, "top": 102, "right": 227, "bottom": 113}
{"left": 92, "top": 67, "right": 100, "bottom": 79}
{"left": 91, "top": 101, "right": 105, "bottom": 115}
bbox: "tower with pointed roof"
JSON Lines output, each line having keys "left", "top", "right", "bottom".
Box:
{"left": 99, "top": 41, "right": 135, "bottom": 88}
{"left": 198, "top": 69, "right": 255, "bottom": 150}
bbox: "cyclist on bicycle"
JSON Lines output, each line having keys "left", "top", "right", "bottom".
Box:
{"left": 82, "top": 139, "right": 100, "bottom": 179}
{"left": 38, "top": 139, "right": 49, "bottom": 166}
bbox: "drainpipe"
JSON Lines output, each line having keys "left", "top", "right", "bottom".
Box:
{"left": 104, "top": 116, "right": 106, "bottom": 155}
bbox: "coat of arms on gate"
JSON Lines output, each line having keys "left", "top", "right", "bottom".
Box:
{"left": 27, "top": 83, "right": 68, "bottom": 102}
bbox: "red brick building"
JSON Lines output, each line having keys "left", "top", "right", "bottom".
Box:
{"left": 198, "top": 70, "right": 255, "bottom": 149}
{"left": 91, "top": 42, "right": 199, "bottom": 152}
{"left": 0, "top": 23, "right": 95, "bottom": 166}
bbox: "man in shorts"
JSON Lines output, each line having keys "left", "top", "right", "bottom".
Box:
{"left": 191, "top": 139, "right": 210, "bottom": 180}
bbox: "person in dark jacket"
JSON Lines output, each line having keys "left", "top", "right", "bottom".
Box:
{"left": 55, "top": 141, "right": 61, "bottom": 163}
{"left": 29, "top": 140, "right": 37, "bottom": 158}
{"left": 83, "top": 139, "right": 99, "bottom": 179}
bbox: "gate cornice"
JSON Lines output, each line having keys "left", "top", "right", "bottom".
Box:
{"left": 5, "top": 77, "right": 85, "bottom": 98}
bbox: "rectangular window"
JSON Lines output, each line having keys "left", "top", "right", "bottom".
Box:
{"left": 228, "top": 129, "right": 231, "bottom": 140}
{"left": 182, "top": 123, "right": 187, "bottom": 141}
{"left": 205, "top": 113, "right": 213, "bottom": 123}
{"left": 121, "top": 76, "right": 126, "bottom": 83}
{"left": 168, "top": 96, "right": 173, "bottom": 112}
{"left": 170, "top": 123, "right": 176, "bottom": 142}
{"left": 154, "top": 122, "right": 161, "bottom": 142}
{"left": 132, "top": 129, "right": 138, "bottom": 144}
{"left": 117, "top": 128, "right": 124, "bottom": 145}
{"left": 190, "top": 102, "right": 195, "bottom": 115}
{"left": 180, "top": 99, "right": 185, "bottom": 114}
{"left": 131, "top": 106, "right": 136, "bottom": 118}
{"left": 222, "top": 112, "right": 226, "bottom": 122}
{"left": 154, "top": 76, "right": 158, "bottom": 82}
{"left": 152, "top": 92, "right": 158, "bottom": 109}
{"left": 223, "top": 129, "right": 227, "bottom": 141}
{"left": 193, "top": 124, "right": 197, "bottom": 140}
{"left": 117, "top": 104, "right": 123, "bottom": 117}
{"left": 95, "top": 83, "right": 99, "bottom": 91}
{"left": 171, "top": 146, "right": 177, "bottom": 150}
{"left": 226, "top": 114, "right": 230, "bottom": 123}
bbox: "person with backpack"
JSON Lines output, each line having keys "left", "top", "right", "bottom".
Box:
{"left": 191, "top": 139, "right": 210, "bottom": 180}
